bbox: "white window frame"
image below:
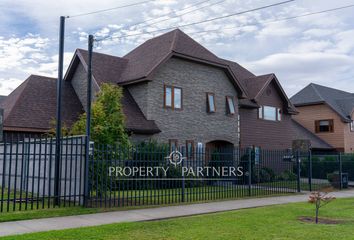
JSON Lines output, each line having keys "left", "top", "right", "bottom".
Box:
{"left": 226, "top": 96, "right": 236, "bottom": 115}
{"left": 207, "top": 93, "right": 216, "bottom": 113}
{"left": 263, "top": 106, "right": 277, "bottom": 121}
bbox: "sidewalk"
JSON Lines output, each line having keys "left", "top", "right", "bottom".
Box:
{"left": 1, "top": 190, "right": 354, "bottom": 237}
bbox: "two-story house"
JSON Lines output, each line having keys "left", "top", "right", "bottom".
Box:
{"left": 0, "top": 29, "right": 330, "bottom": 151}
{"left": 291, "top": 83, "right": 354, "bottom": 152}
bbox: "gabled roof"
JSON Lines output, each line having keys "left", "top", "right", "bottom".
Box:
{"left": 64, "top": 29, "right": 298, "bottom": 122}
{"left": 65, "top": 49, "right": 128, "bottom": 85}
{"left": 292, "top": 119, "right": 333, "bottom": 150}
{"left": 64, "top": 53, "right": 160, "bottom": 134}
{"left": 1, "top": 75, "right": 160, "bottom": 134}
{"left": 0, "top": 75, "right": 83, "bottom": 132}
{"left": 291, "top": 83, "right": 354, "bottom": 122}
{"left": 66, "top": 29, "right": 248, "bottom": 98}
{"left": 241, "top": 73, "right": 297, "bottom": 114}
{"left": 120, "top": 29, "right": 222, "bottom": 83}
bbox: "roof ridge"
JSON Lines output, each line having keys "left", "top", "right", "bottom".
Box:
{"left": 77, "top": 48, "right": 125, "bottom": 59}
{"left": 2, "top": 76, "right": 33, "bottom": 122}
{"left": 170, "top": 29, "right": 179, "bottom": 52}
{"left": 244, "top": 73, "right": 274, "bottom": 80}
{"left": 311, "top": 82, "right": 353, "bottom": 95}
{"left": 310, "top": 83, "right": 325, "bottom": 101}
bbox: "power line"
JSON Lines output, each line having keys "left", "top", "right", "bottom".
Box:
{"left": 67, "top": 0, "right": 157, "bottom": 18}
{"left": 187, "top": 3, "right": 354, "bottom": 36}
{"left": 140, "top": 0, "right": 227, "bottom": 29}
{"left": 97, "top": 2, "right": 354, "bottom": 42}
{"left": 125, "top": 0, "right": 215, "bottom": 29}
{"left": 97, "top": 0, "right": 294, "bottom": 42}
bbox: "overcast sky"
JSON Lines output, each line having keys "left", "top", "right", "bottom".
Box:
{"left": 0, "top": 0, "right": 353, "bottom": 96}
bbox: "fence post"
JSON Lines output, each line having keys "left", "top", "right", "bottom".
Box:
{"left": 296, "top": 150, "right": 301, "bottom": 193}
{"left": 248, "top": 147, "right": 252, "bottom": 196}
{"left": 83, "top": 136, "right": 90, "bottom": 207}
{"left": 308, "top": 150, "right": 312, "bottom": 192}
{"left": 181, "top": 147, "right": 185, "bottom": 203}
{"left": 338, "top": 152, "right": 342, "bottom": 190}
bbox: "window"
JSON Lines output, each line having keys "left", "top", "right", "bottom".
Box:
{"left": 263, "top": 106, "right": 277, "bottom": 121}
{"left": 174, "top": 87, "right": 182, "bottom": 109}
{"left": 164, "top": 86, "right": 172, "bottom": 107}
{"left": 315, "top": 119, "right": 334, "bottom": 133}
{"left": 164, "top": 86, "right": 182, "bottom": 110}
{"left": 226, "top": 96, "right": 235, "bottom": 115}
{"left": 169, "top": 139, "right": 178, "bottom": 151}
{"left": 186, "top": 140, "right": 194, "bottom": 159}
{"left": 351, "top": 121, "right": 354, "bottom": 132}
{"left": 207, "top": 93, "right": 216, "bottom": 113}
{"left": 258, "top": 106, "right": 281, "bottom": 121}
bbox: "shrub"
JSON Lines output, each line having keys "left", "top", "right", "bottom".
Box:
{"left": 253, "top": 167, "right": 276, "bottom": 183}
{"left": 277, "top": 170, "right": 297, "bottom": 181}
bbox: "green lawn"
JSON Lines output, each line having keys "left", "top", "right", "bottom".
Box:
{"left": 258, "top": 180, "right": 331, "bottom": 191}
{"left": 89, "top": 185, "right": 292, "bottom": 207}
{"left": 2, "top": 197, "right": 354, "bottom": 240}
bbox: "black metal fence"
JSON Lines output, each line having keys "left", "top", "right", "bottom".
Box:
{"left": 300, "top": 152, "right": 354, "bottom": 191}
{"left": 87, "top": 145, "right": 299, "bottom": 208}
{"left": 0, "top": 135, "right": 85, "bottom": 212}
{"left": 1, "top": 135, "right": 353, "bottom": 213}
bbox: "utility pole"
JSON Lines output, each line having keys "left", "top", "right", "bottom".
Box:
{"left": 54, "top": 16, "right": 66, "bottom": 206}
{"left": 84, "top": 34, "right": 94, "bottom": 206}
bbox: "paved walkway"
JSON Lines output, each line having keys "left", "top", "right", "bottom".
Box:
{"left": 1, "top": 190, "right": 354, "bottom": 237}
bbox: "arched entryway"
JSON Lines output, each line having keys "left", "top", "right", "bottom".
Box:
{"left": 206, "top": 140, "right": 234, "bottom": 152}
{"left": 205, "top": 140, "right": 234, "bottom": 162}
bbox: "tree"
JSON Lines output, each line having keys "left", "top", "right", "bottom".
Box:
{"left": 46, "top": 119, "right": 70, "bottom": 137}
{"left": 308, "top": 191, "right": 336, "bottom": 224}
{"left": 70, "top": 83, "right": 130, "bottom": 147}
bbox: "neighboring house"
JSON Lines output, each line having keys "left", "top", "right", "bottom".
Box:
{"left": 0, "top": 29, "right": 330, "bottom": 151}
{"left": 291, "top": 83, "right": 354, "bottom": 152}
{"left": 0, "top": 75, "right": 83, "bottom": 140}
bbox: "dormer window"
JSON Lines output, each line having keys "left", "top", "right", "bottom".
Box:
{"left": 226, "top": 96, "right": 235, "bottom": 115}
{"left": 258, "top": 106, "right": 282, "bottom": 121}
{"left": 164, "top": 85, "right": 182, "bottom": 110}
{"left": 206, "top": 93, "right": 216, "bottom": 113}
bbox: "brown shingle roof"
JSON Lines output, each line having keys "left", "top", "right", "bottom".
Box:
{"left": 65, "top": 49, "right": 128, "bottom": 85}
{"left": 121, "top": 89, "right": 160, "bottom": 134}
{"left": 0, "top": 75, "right": 84, "bottom": 131}
{"left": 70, "top": 29, "right": 248, "bottom": 97}
{"left": 241, "top": 74, "right": 273, "bottom": 99}
{"left": 241, "top": 73, "right": 298, "bottom": 114}
{"left": 65, "top": 50, "right": 160, "bottom": 134}
{"left": 5, "top": 29, "right": 296, "bottom": 135}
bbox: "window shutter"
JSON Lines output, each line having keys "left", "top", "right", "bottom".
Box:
{"left": 329, "top": 120, "right": 334, "bottom": 132}
{"left": 315, "top": 120, "right": 320, "bottom": 133}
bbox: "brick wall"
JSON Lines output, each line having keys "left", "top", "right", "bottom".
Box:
{"left": 129, "top": 57, "right": 239, "bottom": 147}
